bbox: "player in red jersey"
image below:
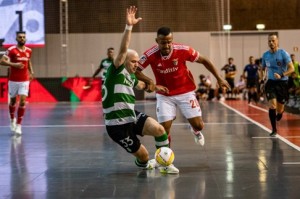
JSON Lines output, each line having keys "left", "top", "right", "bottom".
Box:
{"left": 136, "top": 27, "right": 230, "bottom": 146}
{"left": 0, "top": 31, "right": 34, "bottom": 136}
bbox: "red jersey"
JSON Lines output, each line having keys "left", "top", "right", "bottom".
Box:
{"left": 138, "top": 43, "right": 200, "bottom": 96}
{"left": 5, "top": 46, "right": 32, "bottom": 82}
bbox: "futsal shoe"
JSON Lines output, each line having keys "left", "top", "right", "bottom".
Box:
{"left": 14, "top": 124, "right": 22, "bottom": 136}
{"left": 145, "top": 159, "right": 159, "bottom": 170}
{"left": 10, "top": 118, "right": 16, "bottom": 131}
{"left": 189, "top": 126, "right": 205, "bottom": 146}
{"left": 269, "top": 131, "right": 277, "bottom": 137}
{"left": 194, "top": 131, "right": 205, "bottom": 146}
{"left": 159, "top": 164, "right": 179, "bottom": 174}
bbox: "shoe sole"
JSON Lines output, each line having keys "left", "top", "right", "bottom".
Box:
{"left": 159, "top": 169, "right": 179, "bottom": 174}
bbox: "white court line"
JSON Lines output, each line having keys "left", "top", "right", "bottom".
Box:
{"left": 253, "top": 136, "right": 300, "bottom": 139}
{"left": 282, "top": 162, "right": 300, "bottom": 165}
{"left": 249, "top": 103, "right": 268, "bottom": 112}
{"left": 252, "top": 137, "right": 278, "bottom": 139}
{"left": 0, "top": 122, "right": 251, "bottom": 128}
{"left": 0, "top": 124, "right": 106, "bottom": 128}
{"left": 220, "top": 102, "right": 300, "bottom": 152}
{"left": 172, "top": 122, "right": 251, "bottom": 126}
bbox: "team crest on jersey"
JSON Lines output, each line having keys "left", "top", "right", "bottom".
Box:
{"left": 172, "top": 59, "right": 178, "bottom": 66}
{"left": 277, "top": 61, "right": 281, "bottom": 66}
{"left": 139, "top": 55, "right": 147, "bottom": 64}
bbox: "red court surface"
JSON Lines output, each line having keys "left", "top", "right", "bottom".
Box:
{"left": 223, "top": 100, "right": 300, "bottom": 150}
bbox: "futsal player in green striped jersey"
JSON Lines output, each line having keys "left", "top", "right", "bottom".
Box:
{"left": 101, "top": 6, "right": 179, "bottom": 174}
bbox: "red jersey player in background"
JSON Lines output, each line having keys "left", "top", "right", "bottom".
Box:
{"left": 136, "top": 27, "right": 230, "bottom": 146}
{"left": 0, "top": 31, "right": 34, "bottom": 136}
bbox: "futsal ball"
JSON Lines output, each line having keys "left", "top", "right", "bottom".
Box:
{"left": 155, "top": 147, "right": 175, "bottom": 166}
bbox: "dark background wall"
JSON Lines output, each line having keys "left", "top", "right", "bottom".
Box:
{"left": 45, "top": 0, "right": 300, "bottom": 34}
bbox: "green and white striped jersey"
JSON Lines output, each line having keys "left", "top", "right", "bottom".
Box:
{"left": 102, "top": 64, "right": 138, "bottom": 126}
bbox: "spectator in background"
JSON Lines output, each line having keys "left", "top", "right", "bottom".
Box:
{"left": 221, "top": 57, "right": 237, "bottom": 99}
{"left": 255, "top": 58, "right": 265, "bottom": 102}
{"left": 232, "top": 75, "right": 246, "bottom": 99}
{"left": 196, "top": 74, "right": 212, "bottom": 102}
{"left": 286, "top": 72, "right": 300, "bottom": 108}
{"left": 243, "top": 56, "right": 259, "bottom": 104}
{"left": 291, "top": 54, "right": 300, "bottom": 78}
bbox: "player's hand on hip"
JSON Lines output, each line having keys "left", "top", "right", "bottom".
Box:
{"left": 126, "top": 6, "right": 142, "bottom": 26}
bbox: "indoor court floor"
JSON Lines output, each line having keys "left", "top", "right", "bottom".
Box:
{"left": 0, "top": 100, "right": 300, "bottom": 199}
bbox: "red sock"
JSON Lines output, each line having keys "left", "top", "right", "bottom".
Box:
{"left": 9, "top": 105, "right": 16, "bottom": 120}
{"left": 17, "top": 106, "right": 26, "bottom": 124}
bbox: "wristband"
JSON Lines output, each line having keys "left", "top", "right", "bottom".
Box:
{"left": 280, "top": 73, "right": 284, "bottom": 78}
{"left": 125, "top": 24, "right": 133, "bottom": 30}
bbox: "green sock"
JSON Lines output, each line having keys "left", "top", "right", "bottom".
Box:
{"left": 155, "top": 133, "right": 169, "bottom": 148}
{"left": 135, "top": 158, "right": 147, "bottom": 168}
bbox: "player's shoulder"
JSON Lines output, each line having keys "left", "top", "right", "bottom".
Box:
{"left": 278, "top": 48, "right": 290, "bottom": 56}
{"left": 262, "top": 50, "right": 270, "bottom": 57}
{"left": 7, "top": 45, "right": 17, "bottom": 51}
{"left": 25, "top": 46, "right": 32, "bottom": 52}
{"left": 144, "top": 45, "right": 159, "bottom": 57}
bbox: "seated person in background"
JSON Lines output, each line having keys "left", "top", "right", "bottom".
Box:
{"left": 196, "top": 74, "right": 212, "bottom": 101}
{"left": 212, "top": 82, "right": 226, "bottom": 101}
{"left": 286, "top": 72, "right": 300, "bottom": 108}
{"left": 232, "top": 75, "right": 246, "bottom": 99}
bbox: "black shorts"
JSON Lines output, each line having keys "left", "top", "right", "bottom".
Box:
{"left": 246, "top": 78, "right": 258, "bottom": 88}
{"left": 225, "top": 77, "right": 235, "bottom": 90}
{"left": 265, "top": 80, "right": 288, "bottom": 104}
{"left": 106, "top": 111, "right": 149, "bottom": 153}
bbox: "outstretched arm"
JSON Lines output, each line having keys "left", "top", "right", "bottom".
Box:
{"left": 196, "top": 55, "right": 230, "bottom": 89}
{"left": 113, "top": 6, "right": 142, "bottom": 69}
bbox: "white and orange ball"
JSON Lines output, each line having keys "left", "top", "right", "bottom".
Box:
{"left": 155, "top": 147, "right": 175, "bottom": 166}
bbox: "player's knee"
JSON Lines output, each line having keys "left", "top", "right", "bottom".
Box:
{"left": 192, "top": 123, "right": 204, "bottom": 131}
{"left": 153, "top": 123, "right": 166, "bottom": 136}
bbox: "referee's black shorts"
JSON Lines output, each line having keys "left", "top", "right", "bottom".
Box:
{"left": 265, "top": 80, "right": 288, "bottom": 104}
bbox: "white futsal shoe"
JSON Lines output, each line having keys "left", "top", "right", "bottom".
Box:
{"left": 10, "top": 118, "right": 16, "bottom": 131}
{"left": 14, "top": 124, "right": 22, "bottom": 136}
{"left": 146, "top": 159, "right": 159, "bottom": 170}
{"left": 146, "top": 159, "right": 179, "bottom": 174}
{"left": 159, "top": 164, "right": 179, "bottom": 174}
{"left": 189, "top": 125, "right": 205, "bottom": 146}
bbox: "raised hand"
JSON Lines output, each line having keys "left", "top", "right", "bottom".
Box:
{"left": 126, "top": 6, "right": 142, "bottom": 26}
